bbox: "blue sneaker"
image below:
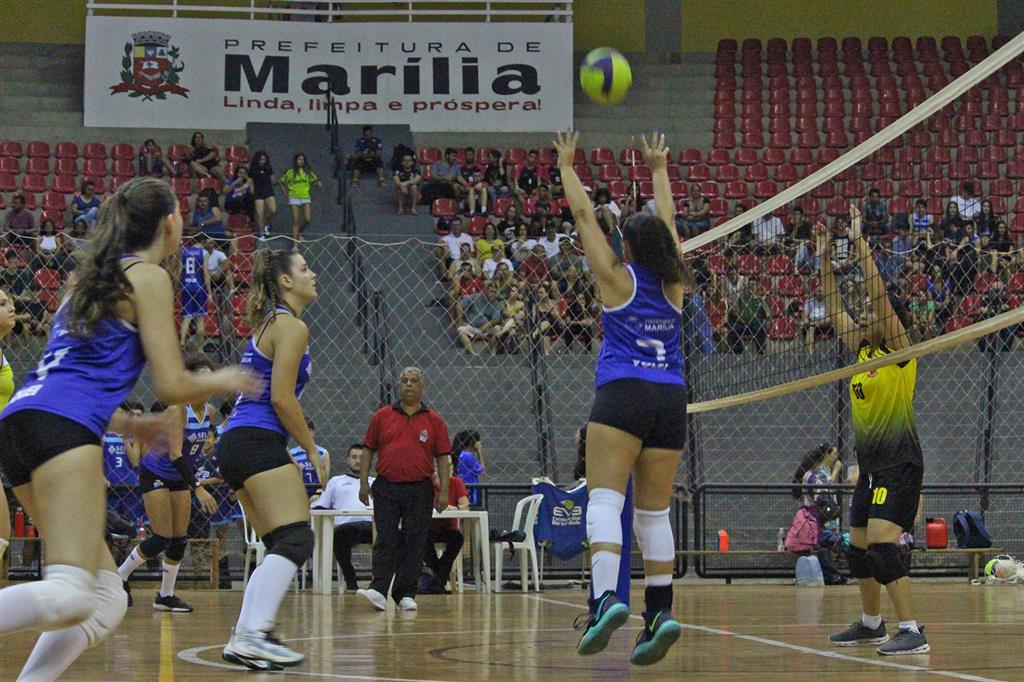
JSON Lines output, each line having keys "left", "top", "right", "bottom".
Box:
{"left": 629, "top": 609, "right": 682, "bottom": 666}
{"left": 575, "top": 590, "right": 630, "bottom": 656}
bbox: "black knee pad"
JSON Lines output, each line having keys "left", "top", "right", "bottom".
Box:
{"left": 140, "top": 533, "right": 170, "bottom": 559}
{"left": 267, "top": 522, "right": 314, "bottom": 567}
{"left": 846, "top": 545, "right": 872, "bottom": 579}
{"left": 867, "top": 543, "right": 909, "bottom": 585}
{"left": 165, "top": 537, "right": 188, "bottom": 562}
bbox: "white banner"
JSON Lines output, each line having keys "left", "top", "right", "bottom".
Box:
{"left": 84, "top": 16, "right": 572, "bottom": 132}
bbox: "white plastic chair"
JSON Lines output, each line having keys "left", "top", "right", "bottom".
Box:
{"left": 494, "top": 493, "right": 544, "bottom": 592}
{"left": 240, "top": 506, "right": 265, "bottom": 589}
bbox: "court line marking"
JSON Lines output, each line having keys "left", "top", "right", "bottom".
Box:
{"left": 530, "top": 595, "right": 1008, "bottom": 682}
{"left": 177, "top": 626, "right": 574, "bottom": 681}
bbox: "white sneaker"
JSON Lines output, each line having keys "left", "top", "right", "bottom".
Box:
{"left": 398, "top": 597, "right": 418, "bottom": 611}
{"left": 222, "top": 630, "right": 304, "bottom": 671}
{"left": 357, "top": 588, "right": 388, "bottom": 611}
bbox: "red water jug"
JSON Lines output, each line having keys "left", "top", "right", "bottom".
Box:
{"left": 13, "top": 508, "right": 25, "bottom": 537}
{"left": 718, "top": 529, "right": 730, "bottom": 552}
{"left": 925, "top": 517, "right": 948, "bottom": 549}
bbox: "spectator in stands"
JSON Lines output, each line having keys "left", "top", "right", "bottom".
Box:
{"left": 727, "top": 278, "right": 768, "bottom": 353}
{"left": 513, "top": 150, "right": 542, "bottom": 204}
{"left": 795, "top": 237, "right": 819, "bottom": 272}
{"left": 551, "top": 237, "right": 586, "bottom": 285}
{"left": 507, "top": 224, "right": 536, "bottom": 264}
{"left": 393, "top": 153, "right": 422, "bottom": 215}
{"left": 456, "top": 282, "right": 504, "bottom": 355}
{"left": 538, "top": 222, "right": 567, "bottom": 260}
{"left": 481, "top": 244, "right": 513, "bottom": 280}
{"left": 726, "top": 203, "right": 754, "bottom": 250}
{"left": 457, "top": 147, "right": 487, "bottom": 215}
{"left": 71, "top": 180, "right": 103, "bottom": 232}
{"left": 313, "top": 443, "right": 374, "bottom": 591}
{"left": 437, "top": 216, "right": 474, "bottom": 278}
{"left": 752, "top": 211, "right": 786, "bottom": 252}
{"left": 561, "top": 279, "right": 597, "bottom": 352}
{"left": 184, "top": 131, "right": 224, "bottom": 181}
{"left": 137, "top": 138, "right": 167, "bottom": 177}
{"left": 801, "top": 286, "right": 832, "bottom": 351}
{"left": 446, "top": 242, "right": 479, "bottom": 282}
{"left": 32, "top": 218, "right": 66, "bottom": 272}
{"left": 279, "top": 152, "right": 322, "bottom": 241}
{"left": 249, "top": 150, "right": 277, "bottom": 237}
{"left": 889, "top": 222, "right": 914, "bottom": 276}
{"left": 451, "top": 430, "right": 484, "bottom": 501}
{"left": 202, "top": 234, "right": 232, "bottom": 293}
{"left": 705, "top": 283, "right": 729, "bottom": 349}
{"left": 951, "top": 181, "right": 980, "bottom": 221}
{"left": 950, "top": 231, "right": 982, "bottom": 296}
{"left": 491, "top": 262, "right": 516, "bottom": 299}
{"left": 975, "top": 199, "right": 997, "bottom": 237}
{"left": 988, "top": 220, "right": 1013, "bottom": 272}
{"left": 482, "top": 150, "right": 512, "bottom": 207}
{"left": 496, "top": 204, "right": 524, "bottom": 241}
{"left": 593, "top": 186, "right": 621, "bottom": 223}
{"left": 191, "top": 194, "right": 227, "bottom": 241}
{"left": 474, "top": 223, "right": 504, "bottom": 263}
{"left": 861, "top": 188, "right": 889, "bottom": 235}
{"left": 427, "top": 148, "right": 465, "bottom": 203}
{"left": 926, "top": 265, "right": 953, "bottom": 324}
{"left": 720, "top": 265, "right": 746, "bottom": 304}
{"left": 911, "top": 199, "right": 933, "bottom": 234}
{"left": 352, "top": 125, "right": 386, "bottom": 186}
{"left": 788, "top": 206, "right": 814, "bottom": 244}
{"left": 422, "top": 453, "right": 469, "bottom": 594}
{"left": 907, "top": 289, "right": 936, "bottom": 342}
{"left": 679, "top": 184, "right": 711, "bottom": 238}
{"left": 529, "top": 280, "right": 565, "bottom": 355}
{"left": 2, "top": 194, "right": 36, "bottom": 248}
{"left": 0, "top": 259, "right": 33, "bottom": 307}
{"left": 938, "top": 201, "right": 966, "bottom": 242}
{"left": 222, "top": 165, "right": 255, "bottom": 218}
{"left": 519, "top": 244, "right": 551, "bottom": 285}
{"left": 546, "top": 156, "right": 565, "bottom": 199}
{"left": 977, "top": 279, "right": 1014, "bottom": 351}
{"left": 449, "top": 261, "right": 484, "bottom": 306}
{"left": 15, "top": 287, "right": 53, "bottom": 336}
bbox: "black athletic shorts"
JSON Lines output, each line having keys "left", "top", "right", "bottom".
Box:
{"left": 138, "top": 464, "right": 190, "bottom": 494}
{"left": 216, "top": 426, "right": 290, "bottom": 491}
{"left": 0, "top": 409, "right": 101, "bottom": 487}
{"left": 588, "top": 378, "right": 687, "bottom": 449}
{"left": 849, "top": 462, "right": 923, "bottom": 532}
{"left": 253, "top": 184, "right": 275, "bottom": 200}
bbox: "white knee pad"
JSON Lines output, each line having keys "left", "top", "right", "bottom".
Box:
{"left": 633, "top": 507, "right": 675, "bottom": 563}
{"left": 35, "top": 565, "right": 96, "bottom": 631}
{"left": 586, "top": 488, "right": 626, "bottom": 547}
{"left": 81, "top": 570, "right": 128, "bottom": 648}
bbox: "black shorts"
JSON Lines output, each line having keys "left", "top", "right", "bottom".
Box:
{"left": 849, "top": 462, "right": 923, "bottom": 532}
{"left": 254, "top": 184, "right": 275, "bottom": 200}
{"left": 138, "top": 464, "right": 190, "bottom": 494}
{"left": 588, "top": 378, "right": 687, "bottom": 449}
{"left": 0, "top": 409, "right": 100, "bottom": 487}
{"left": 353, "top": 157, "right": 383, "bottom": 172}
{"left": 215, "top": 427, "right": 290, "bottom": 491}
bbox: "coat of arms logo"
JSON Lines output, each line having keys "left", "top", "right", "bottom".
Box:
{"left": 110, "top": 31, "right": 189, "bottom": 101}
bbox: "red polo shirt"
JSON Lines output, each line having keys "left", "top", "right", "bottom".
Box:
{"left": 364, "top": 402, "right": 451, "bottom": 483}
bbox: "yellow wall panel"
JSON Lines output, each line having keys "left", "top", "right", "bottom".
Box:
{"left": 682, "top": 0, "right": 999, "bottom": 52}
{"left": 573, "top": 0, "right": 645, "bottom": 52}
{"left": 0, "top": 0, "right": 87, "bottom": 43}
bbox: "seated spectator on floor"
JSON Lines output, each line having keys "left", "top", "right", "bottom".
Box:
{"left": 3, "top": 194, "right": 36, "bottom": 248}
{"left": 72, "top": 180, "right": 103, "bottom": 232}
{"left": 862, "top": 188, "right": 889, "bottom": 235}
{"left": 192, "top": 193, "right": 227, "bottom": 241}
{"left": 138, "top": 138, "right": 167, "bottom": 177}
{"left": 939, "top": 202, "right": 966, "bottom": 242}
{"left": 313, "top": 444, "right": 375, "bottom": 591}
{"left": 482, "top": 246, "right": 513, "bottom": 280}
{"left": 951, "top": 181, "right": 980, "bottom": 222}
{"left": 222, "top": 165, "right": 255, "bottom": 218}
{"left": 483, "top": 150, "right": 513, "bottom": 209}
{"left": 752, "top": 211, "right": 786, "bottom": 252}
{"left": 911, "top": 199, "right": 933, "bottom": 234}
{"left": 513, "top": 150, "right": 542, "bottom": 204}
{"left": 451, "top": 430, "right": 484, "bottom": 503}
{"left": 679, "top": 184, "right": 711, "bottom": 238}
{"left": 184, "top": 131, "right": 225, "bottom": 181}
{"left": 393, "top": 153, "right": 422, "bottom": 215}
{"left": 507, "top": 224, "right": 537, "bottom": 263}
{"left": 456, "top": 282, "right": 505, "bottom": 355}
{"left": 289, "top": 416, "right": 330, "bottom": 498}
{"left": 352, "top": 125, "right": 386, "bottom": 186}
{"left": 538, "top": 221, "right": 567, "bottom": 260}
{"left": 426, "top": 148, "right": 465, "bottom": 203}
{"left": 727, "top": 278, "right": 768, "bottom": 354}
{"left": 422, "top": 454, "right": 469, "bottom": 594}
{"left": 437, "top": 216, "right": 474, "bottom": 278}
{"left": 458, "top": 147, "right": 487, "bottom": 215}
{"left": 519, "top": 244, "right": 551, "bottom": 284}
{"left": 475, "top": 223, "right": 504, "bottom": 263}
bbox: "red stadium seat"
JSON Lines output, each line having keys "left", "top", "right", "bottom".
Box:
{"left": 708, "top": 148, "right": 731, "bottom": 166}
{"left": 51, "top": 175, "right": 76, "bottom": 194}
{"left": 25, "top": 157, "right": 49, "bottom": 175}
{"left": 22, "top": 175, "right": 46, "bottom": 193}
{"left": 768, "top": 317, "right": 798, "bottom": 341}
{"left": 0, "top": 141, "right": 23, "bottom": 158}
{"left": 55, "top": 142, "right": 79, "bottom": 159}
{"left": 773, "top": 164, "right": 797, "bottom": 182}
{"left": 598, "top": 164, "right": 622, "bottom": 182}
{"left": 27, "top": 141, "right": 50, "bottom": 158}
{"left": 767, "top": 254, "right": 793, "bottom": 276}
{"left": 677, "top": 149, "right": 702, "bottom": 166}
{"left": 227, "top": 213, "right": 252, "bottom": 235}
{"left": 714, "top": 164, "right": 739, "bottom": 182}
{"left": 0, "top": 157, "right": 17, "bottom": 174}
{"left": 83, "top": 158, "right": 108, "bottom": 177}
{"left": 669, "top": 181, "right": 687, "bottom": 198}
{"left": 0, "top": 174, "right": 16, "bottom": 192}
{"left": 744, "top": 163, "right": 768, "bottom": 182}
{"left": 431, "top": 198, "right": 458, "bottom": 218}
{"left": 83, "top": 143, "right": 107, "bottom": 160}
{"left": 225, "top": 145, "right": 249, "bottom": 163}
{"left": 762, "top": 148, "right": 785, "bottom": 166}
{"left": 1008, "top": 272, "right": 1024, "bottom": 293}
{"left": 960, "top": 293, "right": 983, "bottom": 316}
{"left": 724, "top": 181, "right": 747, "bottom": 199}
{"left": 754, "top": 180, "right": 778, "bottom": 199}
{"left": 417, "top": 147, "right": 440, "bottom": 166}
{"left": 686, "top": 164, "right": 710, "bottom": 182}
{"left": 55, "top": 158, "right": 78, "bottom": 176}
{"left": 33, "top": 268, "right": 62, "bottom": 291}
{"left": 232, "top": 316, "right": 253, "bottom": 338}
{"left": 110, "top": 143, "right": 134, "bottom": 161}
{"left": 491, "top": 196, "right": 513, "bottom": 217}
{"left": 627, "top": 165, "right": 652, "bottom": 181}
{"left": 737, "top": 253, "right": 762, "bottom": 275}
{"left": 620, "top": 148, "right": 642, "bottom": 165}
{"left": 505, "top": 148, "right": 527, "bottom": 165}
{"left": 41, "top": 191, "right": 66, "bottom": 211}
{"left": 467, "top": 215, "right": 488, "bottom": 237}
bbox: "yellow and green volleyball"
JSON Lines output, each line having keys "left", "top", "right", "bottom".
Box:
{"left": 985, "top": 558, "right": 999, "bottom": 576}
{"left": 580, "top": 47, "right": 632, "bottom": 105}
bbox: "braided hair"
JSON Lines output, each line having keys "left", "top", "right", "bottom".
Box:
{"left": 246, "top": 248, "right": 298, "bottom": 328}
{"left": 67, "top": 177, "right": 176, "bottom": 336}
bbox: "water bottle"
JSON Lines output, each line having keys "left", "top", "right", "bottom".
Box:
{"left": 777, "top": 527, "right": 786, "bottom": 551}
{"left": 718, "top": 528, "right": 730, "bottom": 552}
{"left": 13, "top": 508, "right": 25, "bottom": 537}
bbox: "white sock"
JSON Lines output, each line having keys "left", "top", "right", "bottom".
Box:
{"left": 862, "top": 612, "right": 882, "bottom": 629}
{"left": 898, "top": 619, "right": 920, "bottom": 633}
{"left": 17, "top": 624, "right": 89, "bottom": 682}
{"left": 160, "top": 562, "right": 180, "bottom": 598}
{"left": 590, "top": 551, "right": 620, "bottom": 597}
{"left": 235, "top": 554, "right": 297, "bottom": 635}
{"left": 116, "top": 547, "right": 146, "bottom": 581}
{"left": 645, "top": 573, "right": 673, "bottom": 587}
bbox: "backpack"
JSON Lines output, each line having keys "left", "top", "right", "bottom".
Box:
{"left": 784, "top": 506, "right": 821, "bottom": 553}
{"left": 953, "top": 510, "right": 993, "bottom": 549}
{"left": 794, "top": 555, "right": 824, "bottom": 586}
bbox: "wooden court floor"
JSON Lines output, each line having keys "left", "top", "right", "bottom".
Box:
{"left": 1, "top": 582, "right": 1021, "bottom": 681}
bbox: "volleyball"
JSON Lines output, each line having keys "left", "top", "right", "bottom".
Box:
{"left": 579, "top": 47, "right": 632, "bottom": 105}
{"left": 985, "top": 558, "right": 1017, "bottom": 580}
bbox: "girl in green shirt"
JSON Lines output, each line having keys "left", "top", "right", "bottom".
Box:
{"left": 279, "top": 153, "right": 322, "bottom": 241}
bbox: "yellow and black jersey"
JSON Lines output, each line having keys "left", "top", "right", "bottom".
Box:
{"left": 850, "top": 340, "right": 924, "bottom": 474}
{"left": 0, "top": 353, "right": 13, "bottom": 411}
